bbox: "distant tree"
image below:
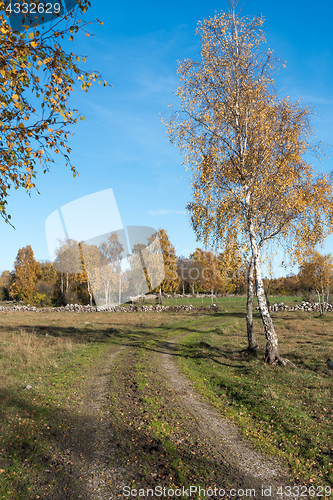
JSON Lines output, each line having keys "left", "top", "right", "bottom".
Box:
{"left": 10, "top": 245, "right": 40, "bottom": 303}
{"left": 153, "top": 229, "right": 180, "bottom": 301}
{"left": 0, "top": 270, "right": 13, "bottom": 301}
{"left": 35, "top": 260, "right": 59, "bottom": 306}
{"left": 53, "top": 238, "right": 83, "bottom": 302}
{"left": 191, "top": 248, "right": 224, "bottom": 303}
{"left": 177, "top": 256, "right": 203, "bottom": 295}
{"left": 38, "top": 260, "right": 58, "bottom": 283}
{"left": 53, "top": 234, "right": 125, "bottom": 307}
{"left": 285, "top": 273, "right": 301, "bottom": 295}
{"left": 99, "top": 233, "right": 124, "bottom": 306}
{"left": 78, "top": 243, "right": 102, "bottom": 306}
{"left": 126, "top": 246, "right": 150, "bottom": 301}
{"left": 299, "top": 252, "right": 333, "bottom": 315}
{"left": 133, "top": 233, "right": 165, "bottom": 299}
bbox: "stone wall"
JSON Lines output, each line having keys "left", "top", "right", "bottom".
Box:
{"left": 255, "top": 301, "right": 333, "bottom": 312}
{"left": 0, "top": 303, "right": 219, "bottom": 313}
{"left": 3, "top": 300, "right": 330, "bottom": 314}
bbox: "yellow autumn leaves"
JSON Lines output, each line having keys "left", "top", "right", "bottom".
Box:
{"left": 164, "top": 4, "right": 333, "bottom": 363}
{"left": 0, "top": 2, "right": 108, "bottom": 224}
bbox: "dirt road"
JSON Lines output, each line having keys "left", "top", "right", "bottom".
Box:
{"left": 51, "top": 334, "right": 307, "bottom": 500}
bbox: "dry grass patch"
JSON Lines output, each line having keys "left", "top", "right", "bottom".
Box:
{"left": 0, "top": 328, "right": 77, "bottom": 386}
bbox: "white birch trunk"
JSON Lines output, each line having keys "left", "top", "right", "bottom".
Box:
{"left": 104, "top": 281, "right": 108, "bottom": 307}
{"left": 249, "top": 229, "right": 281, "bottom": 364}
{"left": 88, "top": 281, "right": 93, "bottom": 307}
{"left": 316, "top": 289, "right": 322, "bottom": 314}
{"left": 320, "top": 285, "right": 328, "bottom": 315}
{"left": 246, "top": 256, "right": 259, "bottom": 351}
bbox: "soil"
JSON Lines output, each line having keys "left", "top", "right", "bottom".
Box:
{"left": 35, "top": 344, "right": 126, "bottom": 500}
{"left": 45, "top": 335, "right": 311, "bottom": 500}
{"left": 157, "top": 336, "right": 299, "bottom": 500}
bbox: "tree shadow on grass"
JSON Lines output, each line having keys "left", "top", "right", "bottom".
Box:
{"left": 0, "top": 309, "right": 245, "bottom": 345}
{"left": 0, "top": 314, "right": 251, "bottom": 371}
{"left": 0, "top": 310, "right": 269, "bottom": 499}
{"left": 0, "top": 386, "right": 103, "bottom": 500}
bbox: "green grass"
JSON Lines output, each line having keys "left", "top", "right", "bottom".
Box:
{"left": 0, "top": 294, "right": 303, "bottom": 311}
{"left": 105, "top": 337, "right": 233, "bottom": 499}
{"left": 0, "top": 339, "right": 115, "bottom": 499}
{"left": 131, "top": 294, "right": 304, "bottom": 309}
{"left": 0, "top": 304, "right": 332, "bottom": 498}
{"left": 174, "top": 311, "right": 333, "bottom": 493}
{"left": 0, "top": 311, "right": 129, "bottom": 499}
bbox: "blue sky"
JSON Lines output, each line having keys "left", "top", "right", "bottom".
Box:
{"left": 1, "top": 0, "right": 332, "bottom": 277}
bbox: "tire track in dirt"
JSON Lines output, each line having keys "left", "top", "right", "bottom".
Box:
{"left": 157, "top": 334, "right": 309, "bottom": 500}
{"left": 81, "top": 344, "right": 128, "bottom": 500}
{"left": 51, "top": 344, "right": 127, "bottom": 500}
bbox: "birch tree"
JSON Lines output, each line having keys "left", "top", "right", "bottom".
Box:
{"left": 78, "top": 242, "right": 102, "bottom": 306}
{"left": 299, "top": 252, "right": 333, "bottom": 315}
{"left": 53, "top": 238, "right": 85, "bottom": 303}
{"left": 191, "top": 248, "right": 223, "bottom": 302}
{"left": 100, "top": 233, "right": 124, "bottom": 306}
{"left": 164, "top": 2, "right": 333, "bottom": 365}
{"left": 0, "top": 1, "right": 109, "bottom": 225}
{"left": 126, "top": 246, "right": 149, "bottom": 301}
{"left": 0, "top": 270, "right": 12, "bottom": 300}
{"left": 177, "top": 256, "right": 204, "bottom": 295}
{"left": 152, "top": 229, "right": 180, "bottom": 302}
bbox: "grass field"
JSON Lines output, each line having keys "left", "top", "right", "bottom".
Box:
{"left": 0, "top": 300, "right": 332, "bottom": 498}
{"left": 0, "top": 295, "right": 307, "bottom": 310}
{"left": 176, "top": 312, "right": 333, "bottom": 483}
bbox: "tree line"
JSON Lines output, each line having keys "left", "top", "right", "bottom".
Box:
{"left": 1, "top": 0, "right": 333, "bottom": 365}
{"left": 1, "top": 229, "right": 332, "bottom": 307}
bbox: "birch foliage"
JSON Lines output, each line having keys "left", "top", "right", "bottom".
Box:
{"left": 164, "top": 4, "right": 333, "bottom": 364}
{"left": 299, "top": 252, "right": 333, "bottom": 315}
{"left": 0, "top": 1, "right": 109, "bottom": 224}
